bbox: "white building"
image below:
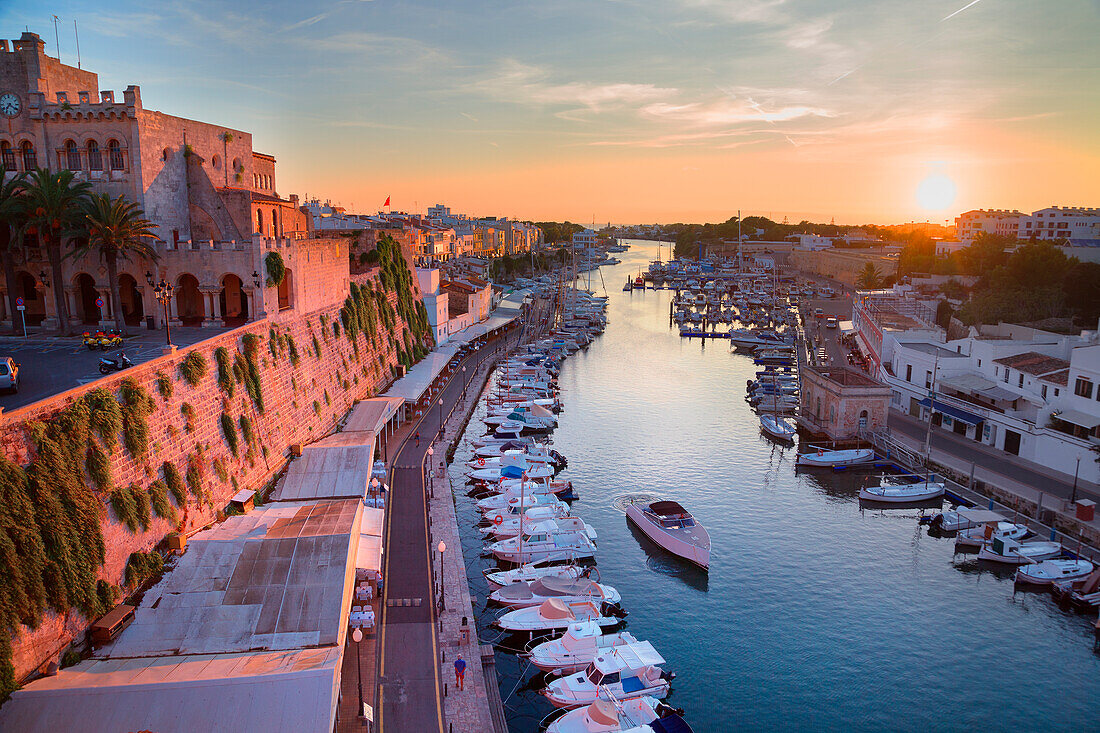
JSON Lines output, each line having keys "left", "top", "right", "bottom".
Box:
{"left": 954, "top": 209, "right": 1024, "bottom": 243}
{"left": 414, "top": 267, "right": 450, "bottom": 344}
{"left": 572, "top": 229, "right": 597, "bottom": 249}
{"left": 792, "top": 234, "right": 832, "bottom": 250}
{"left": 1017, "top": 206, "right": 1100, "bottom": 246}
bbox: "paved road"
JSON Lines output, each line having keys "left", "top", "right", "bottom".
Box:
{"left": 378, "top": 324, "right": 522, "bottom": 733}
{"left": 0, "top": 326, "right": 229, "bottom": 410}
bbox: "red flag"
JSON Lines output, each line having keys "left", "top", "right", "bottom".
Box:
{"left": 384, "top": 196, "right": 390, "bottom": 207}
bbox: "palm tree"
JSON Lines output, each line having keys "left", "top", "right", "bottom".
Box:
{"left": 0, "top": 173, "right": 28, "bottom": 334}
{"left": 856, "top": 262, "right": 881, "bottom": 290}
{"left": 70, "top": 194, "right": 158, "bottom": 336}
{"left": 20, "top": 169, "right": 92, "bottom": 335}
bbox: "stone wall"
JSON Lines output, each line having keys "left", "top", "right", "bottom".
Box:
{"left": 788, "top": 249, "right": 898, "bottom": 287}
{"left": 2, "top": 268, "right": 421, "bottom": 683}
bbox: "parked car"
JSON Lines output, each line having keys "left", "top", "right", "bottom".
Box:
{"left": 813, "top": 308, "right": 825, "bottom": 319}
{"left": 825, "top": 317, "right": 839, "bottom": 329}
{"left": 0, "top": 357, "right": 19, "bottom": 393}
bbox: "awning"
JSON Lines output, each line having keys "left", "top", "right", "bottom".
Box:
{"left": 355, "top": 534, "right": 382, "bottom": 572}
{"left": 957, "top": 508, "right": 1005, "bottom": 524}
{"left": 1053, "top": 408, "right": 1100, "bottom": 429}
{"left": 918, "top": 398, "right": 984, "bottom": 426}
{"left": 939, "top": 374, "right": 1023, "bottom": 404}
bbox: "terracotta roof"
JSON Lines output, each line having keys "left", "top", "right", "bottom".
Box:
{"left": 993, "top": 351, "right": 1070, "bottom": 376}
{"left": 1041, "top": 368, "right": 1070, "bottom": 386}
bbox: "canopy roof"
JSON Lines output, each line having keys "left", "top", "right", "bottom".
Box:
{"left": 649, "top": 500, "right": 689, "bottom": 517}
{"left": 540, "top": 598, "right": 571, "bottom": 620}
{"left": 1054, "top": 408, "right": 1100, "bottom": 429}
{"left": 957, "top": 508, "right": 1005, "bottom": 524}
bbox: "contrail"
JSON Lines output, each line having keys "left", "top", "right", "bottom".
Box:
{"left": 942, "top": 0, "right": 985, "bottom": 22}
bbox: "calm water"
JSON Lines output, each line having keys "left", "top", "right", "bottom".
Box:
{"left": 449, "top": 241, "right": 1100, "bottom": 733}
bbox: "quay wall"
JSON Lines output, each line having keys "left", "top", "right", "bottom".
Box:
{"left": 788, "top": 249, "right": 898, "bottom": 287}
{"left": 2, "top": 268, "right": 426, "bottom": 685}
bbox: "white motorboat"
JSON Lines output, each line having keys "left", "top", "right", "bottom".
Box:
{"left": 490, "top": 577, "right": 620, "bottom": 609}
{"left": 467, "top": 447, "right": 566, "bottom": 472}
{"left": 484, "top": 563, "right": 586, "bottom": 588}
{"left": 494, "top": 598, "right": 624, "bottom": 633}
{"left": 859, "top": 478, "right": 945, "bottom": 503}
{"left": 1015, "top": 559, "right": 1095, "bottom": 585}
{"left": 760, "top": 414, "right": 797, "bottom": 441}
{"left": 528, "top": 622, "right": 639, "bottom": 673}
{"left": 542, "top": 641, "right": 672, "bottom": 709}
{"left": 545, "top": 698, "right": 691, "bottom": 733}
{"left": 478, "top": 488, "right": 574, "bottom": 515}
{"left": 474, "top": 439, "right": 536, "bottom": 458}
{"left": 480, "top": 505, "right": 573, "bottom": 538}
{"left": 625, "top": 499, "right": 709, "bottom": 569}
{"left": 928, "top": 507, "right": 1005, "bottom": 532}
{"left": 467, "top": 461, "right": 555, "bottom": 482}
{"left": 796, "top": 447, "right": 875, "bottom": 468}
{"left": 976, "top": 536, "right": 1062, "bottom": 565}
{"left": 954, "top": 522, "right": 1030, "bottom": 548}
{"left": 487, "top": 518, "right": 598, "bottom": 563}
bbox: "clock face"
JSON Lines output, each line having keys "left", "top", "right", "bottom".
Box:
{"left": 0, "top": 93, "right": 19, "bottom": 117}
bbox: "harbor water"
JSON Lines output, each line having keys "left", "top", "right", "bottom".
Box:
{"left": 449, "top": 241, "right": 1100, "bottom": 732}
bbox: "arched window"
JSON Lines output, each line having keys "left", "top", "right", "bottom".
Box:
{"left": 86, "top": 140, "right": 101, "bottom": 171}
{"left": 107, "top": 140, "right": 123, "bottom": 171}
{"left": 65, "top": 139, "right": 81, "bottom": 170}
{"left": 256, "top": 209, "right": 264, "bottom": 235}
{"left": 0, "top": 141, "right": 14, "bottom": 172}
{"left": 211, "top": 154, "right": 220, "bottom": 169}
{"left": 161, "top": 147, "right": 171, "bottom": 162}
{"left": 273, "top": 208, "right": 279, "bottom": 236}
{"left": 21, "top": 141, "right": 36, "bottom": 170}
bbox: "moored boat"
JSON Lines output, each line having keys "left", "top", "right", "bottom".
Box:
{"left": 796, "top": 447, "right": 875, "bottom": 468}
{"left": 494, "top": 598, "right": 625, "bottom": 633}
{"left": 528, "top": 621, "right": 638, "bottom": 673}
{"left": 624, "top": 499, "right": 709, "bottom": 569}
{"left": 542, "top": 641, "right": 673, "bottom": 708}
{"left": 858, "top": 478, "right": 945, "bottom": 503}
{"left": 976, "top": 536, "right": 1062, "bottom": 565}
{"left": 1015, "top": 559, "right": 1095, "bottom": 585}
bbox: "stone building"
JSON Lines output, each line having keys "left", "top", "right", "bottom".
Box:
{"left": 0, "top": 31, "right": 346, "bottom": 331}
{"left": 799, "top": 366, "right": 891, "bottom": 440}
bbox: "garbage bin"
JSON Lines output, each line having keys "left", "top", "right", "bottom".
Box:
{"left": 146, "top": 315, "right": 155, "bottom": 330}
{"left": 1075, "top": 499, "right": 1095, "bottom": 522}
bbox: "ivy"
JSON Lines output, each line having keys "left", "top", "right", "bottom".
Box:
{"left": 265, "top": 251, "right": 286, "bottom": 287}
{"left": 179, "top": 351, "right": 208, "bottom": 387}
{"left": 180, "top": 403, "right": 195, "bottom": 433}
{"left": 119, "top": 379, "right": 154, "bottom": 458}
{"left": 312, "top": 333, "right": 321, "bottom": 359}
{"left": 286, "top": 336, "right": 300, "bottom": 366}
{"left": 220, "top": 413, "right": 239, "bottom": 457}
{"left": 148, "top": 480, "right": 176, "bottom": 522}
{"left": 213, "top": 457, "right": 229, "bottom": 483}
{"left": 185, "top": 452, "right": 205, "bottom": 501}
{"left": 110, "top": 484, "right": 150, "bottom": 533}
{"left": 214, "top": 347, "right": 234, "bottom": 397}
{"left": 238, "top": 414, "right": 254, "bottom": 446}
{"left": 312, "top": 400, "right": 321, "bottom": 416}
{"left": 155, "top": 371, "right": 173, "bottom": 401}
{"left": 124, "top": 551, "right": 163, "bottom": 587}
{"left": 86, "top": 445, "right": 112, "bottom": 491}
{"left": 85, "top": 388, "right": 122, "bottom": 452}
{"left": 163, "top": 462, "right": 186, "bottom": 505}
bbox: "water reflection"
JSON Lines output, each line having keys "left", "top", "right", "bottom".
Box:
{"left": 625, "top": 520, "right": 710, "bottom": 594}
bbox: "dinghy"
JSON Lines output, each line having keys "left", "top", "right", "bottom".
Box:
{"left": 976, "top": 536, "right": 1062, "bottom": 565}
{"left": 625, "top": 500, "right": 709, "bottom": 569}
{"left": 796, "top": 447, "right": 875, "bottom": 468}
{"left": 1015, "top": 559, "right": 1095, "bottom": 585}
{"left": 542, "top": 641, "right": 673, "bottom": 708}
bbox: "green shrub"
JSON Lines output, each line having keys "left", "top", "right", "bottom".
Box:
{"left": 155, "top": 371, "right": 173, "bottom": 400}
{"left": 268, "top": 327, "right": 279, "bottom": 359}
{"left": 180, "top": 351, "right": 208, "bottom": 386}
{"left": 131, "top": 483, "right": 151, "bottom": 531}
{"left": 238, "top": 414, "right": 254, "bottom": 446}
{"left": 312, "top": 400, "right": 321, "bottom": 416}
{"left": 163, "top": 461, "right": 186, "bottom": 505}
{"left": 186, "top": 452, "right": 204, "bottom": 499}
{"left": 180, "top": 402, "right": 195, "bottom": 433}
{"left": 60, "top": 649, "right": 82, "bottom": 669}
{"left": 220, "top": 413, "right": 239, "bottom": 456}
{"left": 119, "top": 379, "right": 154, "bottom": 457}
{"left": 85, "top": 388, "right": 122, "bottom": 451}
{"left": 213, "top": 457, "right": 229, "bottom": 483}
{"left": 214, "top": 346, "right": 234, "bottom": 396}
{"left": 86, "top": 445, "right": 111, "bottom": 491}
{"left": 287, "top": 336, "right": 299, "bottom": 366}
{"left": 312, "top": 333, "right": 321, "bottom": 359}
{"left": 109, "top": 485, "right": 140, "bottom": 531}
{"left": 333, "top": 320, "right": 340, "bottom": 338}
{"left": 265, "top": 251, "right": 286, "bottom": 287}
{"left": 148, "top": 479, "right": 176, "bottom": 521}
{"left": 323, "top": 389, "right": 331, "bottom": 406}
{"left": 124, "top": 551, "right": 163, "bottom": 587}
{"left": 242, "top": 332, "right": 261, "bottom": 358}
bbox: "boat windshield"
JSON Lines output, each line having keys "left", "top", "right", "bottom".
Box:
{"left": 659, "top": 517, "right": 693, "bottom": 528}
{"left": 585, "top": 666, "right": 603, "bottom": 685}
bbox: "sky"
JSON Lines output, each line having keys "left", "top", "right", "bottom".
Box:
{"left": 3, "top": 0, "right": 1099, "bottom": 225}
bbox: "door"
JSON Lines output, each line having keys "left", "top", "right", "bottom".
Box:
{"left": 909, "top": 397, "right": 921, "bottom": 417}
{"left": 1003, "top": 430, "right": 1021, "bottom": 456}
{"left": 953, "top": 420, "right": 967, "bottom": 436}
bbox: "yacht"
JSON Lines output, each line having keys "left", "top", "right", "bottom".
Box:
{"left": 858, "top": 478, "right": 945, "bottom": 503}
{"left": 528, "top": 621, "right": 638, "bottom": 673}
{"left": 490, "top": 577, "right": 621, "bottom": 609}
{"left": 760, "top": 414, "right": 797, "bottom": 442}
{"left": 542, "top": 641, "right": 673, "bottom": 709}
{"left": 479, "top": 505, "right": 573, "bottom": 539}
{"left": 624, "top": 499, "right": 709, "bottom": 569}
{"left": 954, "top": 522, "right": 1030, "bottom": 548}
{"left": 487, "top": 518, "right": 598, "bottom": 563}
{"left": 484, "top": 563, "right": 587, "bottom": 588}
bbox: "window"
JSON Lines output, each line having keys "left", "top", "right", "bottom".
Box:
{"left": 107, "top": 140, "right": 123, "bottom": 170}
{"left": 161, "top": 148, "right": 171, "bottom": 162}
{"left": 925, "top": 371, "right": 932, "bottom": 389}
{"left": 1054, "top": 388, "right": 1060, "bottom": 397}
{"left": 0, "top": 141, "right": 13, "bottom": 171}
{"left": 1018, "top": 374, "right": 1023, "bottom": 388}
{"left": 86, "top": 140, "right": 101, "bottom": 171}
{"left": 256, "top": 209, "right": 264, "bottom": 235}
{"left": 1075, "top": 378, "right": 1094, "bottom": 399}
{"left": 21, "top": 141, "right": 36, "bottom": 170}
{"left": 1041, "top": 384, "right": 1047, "bottom": 400}
{"left": 1003, "top": 369, "right": 1009, "bottom": 383}
{"left": 65, "top": 139, "right": 81, "bottom": 170}
{"left": 211, "top": 154, "right": 220, "bottom": 169}
{"left": 905, "top": 365, "right": 912, "bottom": 382}
{"left": 977, "top": 359, "right": 982, "bottom": 367}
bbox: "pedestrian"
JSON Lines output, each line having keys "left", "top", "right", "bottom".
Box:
{"left": 415, "top": 431, "right": 420, "bottom": 447}
{"left": 454, "top": 654, "right": 466, "bottom": 691}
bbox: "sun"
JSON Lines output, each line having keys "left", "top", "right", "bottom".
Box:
{"left": 916, "top": 174, "right": 958, "bottom": 211}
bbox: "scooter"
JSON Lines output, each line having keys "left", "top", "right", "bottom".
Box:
{"left": 98, "top": 352, "right": 134, "bottom": 374}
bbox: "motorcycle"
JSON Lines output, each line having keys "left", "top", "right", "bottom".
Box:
{"left": 82, "top": 331, "right": 102, "bottom": 350}
{"left": 98, "top": 352, "right": 134, "bottom": 375}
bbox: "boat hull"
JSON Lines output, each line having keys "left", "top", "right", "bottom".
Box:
{"left": 625, "top": 505, "right": 709, "bottom": 569}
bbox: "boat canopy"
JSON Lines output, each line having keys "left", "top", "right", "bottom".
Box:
{"left": 651, "top": 716, "right": 695, "bottom": 733}
{"left": 649, "top": 500, "right": 689, "bottom": 518}
{"left": 587, "top": 700, "right": 619, "bottom": 727}
{"left": 957, "top": 508, "right": 1005, "bottom": 524}
{"left": 562, "top": 621, "right": 601, "bottom": 650}
{"left": 594, "top": 641, "right": 664, "bottom": 674}
{"left": 540, "top": 598, "right": 571, "bottom": 620}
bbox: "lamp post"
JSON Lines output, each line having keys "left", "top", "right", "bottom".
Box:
{"left": 437, "top": 541, "right": 446, "bottom": 611}
{"left": 351, "top": 626, "right": 365, "bottom": 719}
{"left": 1070, "top": 456, "right": 1081, "bottom": 505}
{"left": 438, "top": 397, "right": 444, "bottom": 439}
{"left": 146, "top": 272, "right": 175, "bottom": 349}
{"left": 426, "top": 446, "right": 434, "bottom": 496}
{"left": 462, "top": 365, "right": 468, "bottom": 399}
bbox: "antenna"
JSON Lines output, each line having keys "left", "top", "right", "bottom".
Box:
{"left": 52, "top": 15, "right": 61, "bottom": 61}
{"left": 73, "top": 20, "right": 81, "bottom": 68}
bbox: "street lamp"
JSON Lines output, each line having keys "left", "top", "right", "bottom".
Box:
{"left": 437, "top": 541, "right": 446, "bottom": 611}
{"left": 1070, "top": 456, "right": 1081, "bottom": 505}
{"left": 38, "top": 269, "right": 50, "bottom": 288}
{"left": 147, "top": 274, "right": 175, "bottom": 348}
{"left": 438, "top": 397, "right": 444, "bottom": 439}
{"left": 351, "top": 626, "right": 365, "bottom": 719}
{"left": 426, "top": 446, "right": 434, "bottom": 496}
{"left": 462, "top": 365, "right": 468, "bottom": 399}
{"left": 251, "top": 270, "right": 261, "bottom": 289}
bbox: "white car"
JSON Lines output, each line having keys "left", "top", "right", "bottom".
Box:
{"left": 0, "top": 357, "right": 19, "bottom": 393}
{"left": 824, "top": 317, "right": 838, "bottom": 329}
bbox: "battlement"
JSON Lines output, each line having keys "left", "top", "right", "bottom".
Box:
{"left": 28, "top": 86, "right": 141, "bottom": 121}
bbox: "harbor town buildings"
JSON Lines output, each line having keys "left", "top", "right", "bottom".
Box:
{"left": 0, "top": 31, "right": 346, "bottom": 332}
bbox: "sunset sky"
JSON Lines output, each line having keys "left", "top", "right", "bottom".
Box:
{"left": 3, "top": 0, "right": 1099, "bottom": 225}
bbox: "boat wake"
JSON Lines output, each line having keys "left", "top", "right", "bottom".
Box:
{"left": 610, "top": 492, "right": 663, "bottom": 513}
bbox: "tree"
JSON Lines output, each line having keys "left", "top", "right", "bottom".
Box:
{"left": 856, "top": 262, "right": 881, "bottom": 289}
{"left": 70, "top": 194, "right": 158, "bottom": 335}
{"left": 0, "top": 173, "right": 27, "bottom": 334}
{"left": 959, "top": 232, "right": 1011, "bottom": 276}
{"left": 20, "top": 169, "right": 92, "bottom": 335}
{"left": 1064, "top": 261, "right": 1100, "bottom": 324}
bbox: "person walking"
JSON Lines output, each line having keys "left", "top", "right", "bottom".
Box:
{"left": 415, "top": 431, "right": 420, "bottom": 447}
{"left": 454, "top": 654, "right": 466, "bottom": 691}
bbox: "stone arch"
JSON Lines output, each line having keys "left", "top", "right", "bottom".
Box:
{"left": 0, "top": 140, "right": 14, "bottom": 172}
{"left": 219, "top": 273, "right": 248, "bottom": 325}
{"left": 15, "top": 270, "right": 45, "bottom": 324}
{"left": 858, "top": 409, "right": 868, "bottom": 431}
{"left": 256, "top": 208, "right": 264, "bottom": 236}
{"left": 74, "top": 273, "right": 101, "bottom": 324}
{"left": 277, "top": 268, "right": 293, "bottom": 311}
{"left": 175, "top": 273, "right": 204, "bottom": 325}
{"left": 118, "top": 273, "right": 144, "bottom": 326}
{"left": 21, "top": 140, "right": 36, "bottom": 171}
{"left": 161, "top": 147, "right": 172, "bottom": 162}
